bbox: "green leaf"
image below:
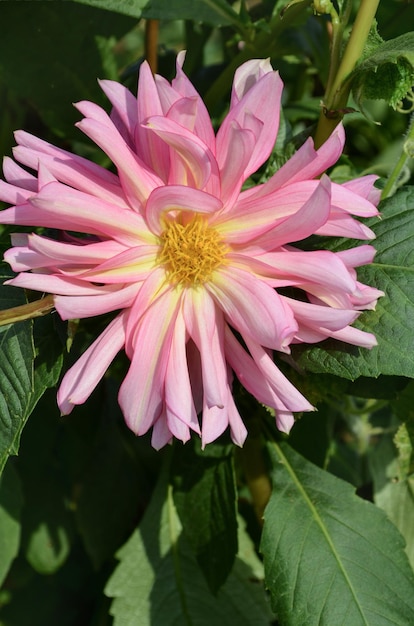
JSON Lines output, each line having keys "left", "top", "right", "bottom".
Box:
{"left": 18, "top": 396, "right": 73, "bottom": 575}
{"left": 261, "top": 442, "right": 414, "bottom": 625}
{"left": 375, "top": 476, "right": 414, "bottom": 572}
{"left": 0, "top": 273, "right": 63, "bottom": 478}
{"left": 141, "top": 0, "right": 234, "bottom": 25}
{"left": 0, "top": 3, "right": 135, "bottom": 137}
{"left": 294, "top": 187, "right": 414, "bottom": 379}
{"left": 106, "top": 466, "right": 272, "bottom": 626}
{"left": 75, "top": 405, "right": 153, "bottom": 569}
{"left": 171, "top": 439, "right": 238, "bottom": 593}
{"left": 0, "top": 462, "right": 23, "bottom": 587}
{"left": 73, "top": 0, "right": 147, "bottom": 18}
{"left": 351, "top": 32, "right": 414, "bottom": 109}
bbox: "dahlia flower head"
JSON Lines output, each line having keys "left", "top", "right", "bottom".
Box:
{"left": 0, "top": 53, "right": 382, "bottom": 448}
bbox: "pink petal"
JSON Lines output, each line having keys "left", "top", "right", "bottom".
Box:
{"left": 208, "top": 266, "right": 297, "bottom": 351}
{"left": 119, "top": 286, "right": 181, "bottom": 435}
{"left": 183, "top": 288, "right": 227, "bottom": 410}
{"left": 58, "top": 313, "right": 126, "bottom": 414}
{"left": 54, "top": 284, "right": 138, "bottom": 320}
{"left": 145, "top": 184, "right": 222, "bottom": 235}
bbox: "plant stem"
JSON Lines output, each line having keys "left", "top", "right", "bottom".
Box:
{"left": 314, "top": 0, "right": 380, "bottom": 148}
{"left": 145, "top": 19, "right": 159, "bottom": 74}
{"left": 381, "top": 114, "right": 414, "bottom": 199}
{"left": 0, "top": 294, "right": 55, "bottom": 326}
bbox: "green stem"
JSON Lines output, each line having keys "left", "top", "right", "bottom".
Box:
{"left": 381, "top": 114, "right": 414, "bottom": 199}
{"left": 314, "top": 0, "right": 380, "bottom": 148}
{"left": 0, "top": 294, "right": 54, "bottom": 326}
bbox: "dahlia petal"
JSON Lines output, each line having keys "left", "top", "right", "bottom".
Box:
{"left": 315, "top": 213, "right": 375, "bottom": 240}
{"left": 144, "top": 115, "right": 219, "bottom": 191}
{"left": 201, "top": 404, "right": 228, "bottom": 448}
{"left": 227, "top": 390, "right": 248, "bottom": 446}
{"left": 230, "top": 58, "right": 273, "bottom": 106}
{"left": 5, "top": 272, "right": 128, "bottom": 297}
{"left": 244, "top": 336, "right": 314, "bottom": 413}
{"left": 217, "top": 175, "right": 331, "bottom": 246}
{"left": 3, "top": 156, "right": 37, "bottom": 189}
{"left": 183, "top": 288, "right": 227, "bottom": 410}
{"left": 330, "top": 326, "right": 378, "bottom": 348}
{"left": 58, "top": 313, "right": 126, "bottom": 415}
{"left": 13, "top": 131, "right": 126, "bottom": 206}
{"left": 282, "top": 296, "right": 360, "bottom": 331}
{"left": 217, "top": 121, "right": 255, "bottom": 209}
{"left": 26, "top": 182, "right": 151, "bottom": 245}
{"left": 208, "top": 266, "right": 297, "bottom": 351}
{"left": 119, "top": 287, "right": 180, "bottom": 435}
{"left": 54, "top": 284, "right": 138, "bottom": 320}
{"left": 0, "top": 180, "right": 32, "bottom": 204}
{"left": 151, "top": 416, "right": 173, "bottom": 450}
{"left": 145, "top": 184, "right": 222, "bottom": 235}
{"left": 217, "top": 70, "right": 283, "bottom": 178}
{"left": 343, "top": 175, "right": 381, "bottom": 205}
{"left": 98, "top": 78, "right": 138, "bottom": 143}
{"left": 76, "top": 115, "right": 162, "bottom": 208}
{"left": 165, "top": 308, "right": 200, "bottom": 434}
{"left": 78, "top": 246, "right": 157, "bottom": 283}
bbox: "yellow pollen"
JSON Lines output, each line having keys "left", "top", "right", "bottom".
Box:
{"left": 158, "top": 214, "right": 227, "bottom": 286}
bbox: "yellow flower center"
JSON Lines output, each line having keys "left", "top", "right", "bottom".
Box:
{"left": 159, "top": 214, "right": 227, "bottom": 286}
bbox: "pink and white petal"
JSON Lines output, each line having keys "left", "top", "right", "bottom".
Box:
{"left": 58, "top": 313, "right": 126, "bottom": 414}
{"left": 276, "top": 411, "right": 295, "bottom": 434}
{"left": 98, "top": 79, "right": 138, "bottom": 143}
{"left": 76, "top": 115, "right": 162, "bottom": 208}
{"left": 119, "top": 287, "right": 180, "bottom": 435}
{"left": 27, "top": 182, "right": 152, "bottom": 246}
{"left": 78, "top": 246, "right": 157, "bottom": 283}
{"left": 171, "top": 58, "right": 216, "bottom": 152}
{"left": 201, "top": 404, "right": 228, "bottom": 448}
{"left": 244, "top": 336, "right": 314, "bottom": 413}
{"left": 227, "top": 388, "right": 248, "bottom": 446}
{"left": 151, "top": 415, "right": 173, "bottom": 450}
{"left": 183, "top": 288, "right": 227, "bottom": 409}
{"left": 329, "top": 325, "right": 378, "bottom": 348}
{"left": 281, "top": 296, "right": 360, "bottom": 331}
{"left": 217, "top": 70, "right": 283, "bottom": 178}
{"left": 331, "top": 182, "right": 379, "bottom": 217}
{"left": 267, "top": 249, "right": 356, "bottom": 294}
{"left": 164, "top": 307, "right": 200, "bottom": 435}
{"left": 0, "top": 180, "right": 33, "bottom": 205}
{"left": 217, "top": 121, "right": 255, "bottom": 209}
{"left": 145, "top": 184, "right": 222, "bottom": 235}
{"left": 25, "top": 234, "right": 128, "bottom": 268}
{"left": 336, "top": 244, "right": 376, "bottom": 268}
{"left": 217, "top": 175, "right": 331, "bottom": 247}
{"left": 5, "top": 272, "right": 126, "bottom": 296}
{"left": 343, "top": 175, "right": 381, "bottom": 205}
{"left": 144, "top": 115, "right": 219, "bottom": 191}
{"left": 124, "top": 267, "right": 171, "bottom": 356}
{"left": 54, "top": 283, "right": 139, "bottom": 320}
{"left": 230, "top": 58, "right": 274, "bottom": 106}
{"left": 315, "top": 212, "right": 375, "bottom": 239}
{"left": 3, "top": 156, "right": 37, "bottom": 190}
{"left": 208, "top": 266, "right": 297, "bottom": 351}
{"left": 13, "top": 131, "right": 126, "bottom": 207}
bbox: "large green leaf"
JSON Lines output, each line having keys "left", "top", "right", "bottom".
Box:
{"left": 106, "top": 467, "right": 272, "bottom": 625}
{"left": 0, "top": 462, "right": 23, "bottom": 587}
{"left": 261, "top": 442, "right": 414, "bottom": 625}
{"left": 73, "top": 0, "right": 235, "bottom": 25}
{"left": 171, "top": 439, "right": 238, "bottom": 593}
{"left": 294, "top": 187, "right": 414, "bottom": 379}
{"left": 0, "top": 3, "right": 135, "bottom": 137}
{"left": 0, "top": 273, "right": 63, "bottom": 477}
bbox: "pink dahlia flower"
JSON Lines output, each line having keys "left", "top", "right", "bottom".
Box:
{"left": 0, "top": 54, "right": 382, "bottom": 448}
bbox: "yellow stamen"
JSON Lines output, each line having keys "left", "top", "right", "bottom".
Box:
{"left": 158, "top": 214, "right": 228, "bottom": 286}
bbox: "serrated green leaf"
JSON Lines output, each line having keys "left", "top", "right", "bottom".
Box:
{"left": 375, "top": 476, "right": 414, "bottom": 571}
{"left": 72, "top": 0, "right": 147, "bottom": 18}
{"left": 0, "top": 462, "right": 23, "bottom": 587}
{"left": 171, "top": 439, "right": 238, "bottom": 593}
{"left": 0, "top": 273, "right": 63, "bottom": 478}
{"left": 261, "top": 442, "right": 414, "bottom": 625}
{"left": 294, "top": 187, "right": 414, "bottom": 379}
{"left": 106, "top": 467, "right": 272, "bottom": 626}
{"left": 351, "top": 32, "right": 414, "bottom": 109}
